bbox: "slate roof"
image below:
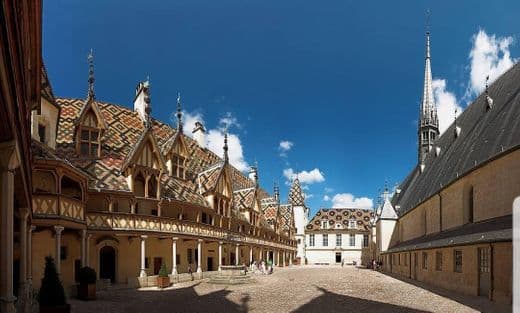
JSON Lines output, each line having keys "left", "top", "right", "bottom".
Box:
{"left": 385, "top": 215, "right": 512, "bottom": 253}
{"left": 306, "top": 208, "right": 375, "bottom": 231}
{"left": 393, "top": 63, "right": 520, "bottom": 215}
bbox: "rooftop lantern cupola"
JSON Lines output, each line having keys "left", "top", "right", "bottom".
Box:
{"left": 418, "top": 16, "right": 440, "bottom": 166}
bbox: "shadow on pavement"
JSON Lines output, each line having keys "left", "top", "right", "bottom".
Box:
{"left": 292, "top": 286, "right": 429, "bottom": 313}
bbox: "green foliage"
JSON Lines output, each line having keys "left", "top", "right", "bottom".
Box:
{"left": 78, "top": 266, "right": 97, "bottom": 285}
{"left": 158, "top": 263, "right": 169, "bottom": 277}
{"left": 267, "top": 260, "right": 272, "bottom": 266}
{"left": 39, "top": 256, "right": 67, "bottom": 306}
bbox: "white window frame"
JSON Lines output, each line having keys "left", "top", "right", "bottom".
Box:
{"left": 349, "top": 219, "right": 356, "bottom": 229}
{"left": 323, "top": 234, "right": 328, "bottom": 247}
{"left": 309, "top": 234, "right": 315, "bottom": 247}
{"left": 336, "top": 234, "right": 342, "bottom": 247}
{"left": 349, "top": 233, "right": 355, "bottom": 246}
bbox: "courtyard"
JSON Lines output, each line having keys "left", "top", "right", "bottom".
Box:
{"left": 69, "top": 266, "right": 510, "bottom": 313}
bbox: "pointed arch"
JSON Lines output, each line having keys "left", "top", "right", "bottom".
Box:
{"left": 75, "top": 100, "right": 107, "bottom": 158}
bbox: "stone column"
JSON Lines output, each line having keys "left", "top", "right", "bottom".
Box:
{"left": 171, "top": 237, "right": 178, "bottom": 275}
{"left": 85, "top": 233, "right": 92, "bottom": 267}
{"left": 249, "top": 246, "right": 253, "bottom": 265}
{"left": 140, "top": 235, "right": 147, "bottom": 277}
{"left": 17, "top": 208, "right": 29, "bottom": 313}
{"left": 197, "top": 239, "right": 203, "bottom": 273}
{"left": 0, "top": 144, "right": 18, "bottom": 313}
{"left": 235, "top": 244, "right": 240, "bottom": 265}
{"left": 283, "top": 250, "right": 286, "bottom": 267}
{"left": 273, "top": 250, "right": 278, "bottom": 266}
{"left": 289, "top": 252, "right": 293, "bottom": 266}
{"left": 81, "top": 229, "right": 87, "bottom": 267}
{"left": 27, "top": 226, "right": 35, "bottom": 287}
{"left": 54, "top": 226, "right": 65, "bottom": 274}
{"left": 258, "top": 247, "right": 262, "bottom": 261}
{"left": 218, "top": 241, "right": 223, "bottom": 271}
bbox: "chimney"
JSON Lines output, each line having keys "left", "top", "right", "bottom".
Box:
{"left": 134, "top": 79, "right": 151, "bottom": 125}
{"left": 192, "top": 121, "right": 206, "bottom": 148}
{"left": 248, "top": 165, "right": 258, "bottom": 184}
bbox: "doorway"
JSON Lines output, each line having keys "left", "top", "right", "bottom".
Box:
{"left": 335, "top": 252, "right": 341, "bottom": 263}
{"left": 478, "top": 247, "right": 491, "bottom": 297}
{"left": 207, "top": 257, "right": 214, "bottom": 271}
{"left": 413, "top": 252, "right": 418, "bottom": 280}
{"left": 99, "top": 246, "right": 116, "bottom": 282}
{"left": 153, "top": 257, "right": 163, "bottom": 275}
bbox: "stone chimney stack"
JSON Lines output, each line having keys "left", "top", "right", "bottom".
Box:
{"left": 134, "top": 79, "right": 151, "bottom": 125}
{"left": 192, "top": 121, "right": 206, "bottom": 148}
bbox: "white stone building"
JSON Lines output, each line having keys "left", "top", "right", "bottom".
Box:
{"left": 304, "top": 208, "right": 374, "bottom": 265}
{"left": 288, "top": 178, "right": 309, "bottom": 264}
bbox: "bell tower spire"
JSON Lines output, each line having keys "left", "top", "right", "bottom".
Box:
{"left": 176, "top": 92, "right": 183, "bottom": 133}
{"left": 418, "top": 11, "right": 439, "bottom": 165}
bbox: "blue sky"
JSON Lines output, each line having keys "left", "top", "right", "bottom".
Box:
{"left": 43, "top": 1, "right": 520, "bottom": 216}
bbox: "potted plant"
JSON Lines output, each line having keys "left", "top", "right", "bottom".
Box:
{"left": 157, "top": 263, "right": 170, "bottom": 288}
{"left": 77, "top": 266, "right": 97, "bottom": 300}
{"left": 39, "top": 256, "right": 70, "bottom": 313}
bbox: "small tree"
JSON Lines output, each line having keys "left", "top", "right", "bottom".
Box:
{"left": 158, "top": 263, "right": 169, "bottom": 278}
{"left": 39, "top": 256, "right": 67, "bottom": 306}
{"left": 78, "top": 267, "right": 97, "bottom": 285}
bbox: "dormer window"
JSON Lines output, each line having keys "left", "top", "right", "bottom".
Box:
{"left": 77, "top": 109, "right": 102, "bottom": 158}
{"left": 171, "top": 154, "right": 186, "bottom": 179}
{"left": 349, "top": 219, "right": 356, "bottom": 229}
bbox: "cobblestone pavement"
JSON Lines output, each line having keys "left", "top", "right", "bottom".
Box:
{"left": 70, "top": 266, "right": 510, "bottom": 313}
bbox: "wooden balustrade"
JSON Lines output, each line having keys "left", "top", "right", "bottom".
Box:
{"left": 32, "top": 194, "right": 85, "bottom": 222}
{"left": 86, "top": 212, "right": 295, "bottom": 250}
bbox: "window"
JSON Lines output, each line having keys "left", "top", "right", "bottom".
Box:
{"left": 454, "top": 250, "right": 463, "bottom": 273}
{"left": 201, "top": 212, "right": 208, "bottom": 224}
{"left": 38, "top": 124, "right": 46, "bottom": 143}
{"left": 336, "top": 234, "right": 342, "bottom": 246}
{"left": 309, "top": 234, "right": 315, "bottom": 247}
{"left": 322, "top": 234, "right": 328, "bottom": 247}
{"left": 176, "top": 254, "right": 180, "bottom": 265}
{"left": 171, "top": 154, "right": 186, "bottom": 179}
{"left": 435, "top": 251, "right": 442, "bottom": 271}
{"left": 398, "top": 254, "right": 401, "bottom": 265}
{"left": 349, "top": 220, "right": 356, "bottom": 229}
{"left": 321, "top": 220, "right": 328, "bottom": 229}
{"left": 79, "top": 128, "right": 100, "bottom": 157}
{"left": 349, "top": 233, "right": 355, "bottom": 247}
{"left": 464, "top": 186, "right": 474, "bottom": 224}
{"left": 187, "top": 248, "right": 193, "bottom": 264}
{"left": 363, "top": 234, "right": 369, "bottom": 247}
{"left": 422, "top": 252, "right": 428, "bottom": 270}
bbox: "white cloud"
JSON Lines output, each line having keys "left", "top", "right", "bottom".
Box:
{"left": 279, "top": 140, "right": 293, "bottom": 151}
{"left": 207, "top": 129, "right": 249, "bottom": 172}
{"left": 283, "top": 168, "right": 325, "bottom": 184}
{"left": 467, "top": 29, "right": 516, "bottom": 97}
{"left": 432, "top": 79, "right": 462, "bottom": 134}
{"left": 181, "top": 111, "right": 249, "bottom": 172}
{"left": 323, "top": 195, "right": 331, "bottom": 201}
{"left": 328, "top": 193, "right": 373, "bottom": 209}
{"left": 324, "top": 187, "right": 334, "bottom": 193}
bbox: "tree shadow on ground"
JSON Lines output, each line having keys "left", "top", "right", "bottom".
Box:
{"left": 292, "top": 286, "right": 430, "bottom": 313}
{"left": 371, "top": 270, "right": 511, "bottom": 313}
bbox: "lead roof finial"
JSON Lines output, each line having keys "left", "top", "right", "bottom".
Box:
{"left": 176, "top": 92, "right": 183, "bottom": 133}
{"left": 223, "top": 130, "right": 229, "bottom": 163}
{"left": 87, "top": 49, "right": 95, "bottom": 100}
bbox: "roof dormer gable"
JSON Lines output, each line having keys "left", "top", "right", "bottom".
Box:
{"left": 121, "top": 128, "right": 167, "bottom": 173}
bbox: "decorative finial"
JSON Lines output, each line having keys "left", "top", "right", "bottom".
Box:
{"left": 425, "top": 10, "right": 431, "bottom": 59}
{"left": 223, "top": 130, "right": 229, "bottom": 163}
{"left": 485, "top": 75, "right": 494, "bottom": 109}
{"left": 176, "top": 92, "right": 183, "bottom": 133}
{"left": 87, "top": 49, "right": 95, "bottom": 100}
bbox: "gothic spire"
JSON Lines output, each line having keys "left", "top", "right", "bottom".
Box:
{"left": 176, "top": 92, "right": 183, "bottom": 133}
{"left": 223, "top": 131, "right": 229, "bottom": 163}
{"left": 418, "top": 13, "right": 440, "bottom": 164}
{"left": 87, "top": 49, "right": 95, "bottom": 100}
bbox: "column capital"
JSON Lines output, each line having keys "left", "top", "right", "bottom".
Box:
{"left": 172, "top": 237, "right": 179, "bottom": 242}
{"left": 81, "top": 229, "right": 87, "bottom": 236}
{"left": 218, "top": 241, "right": 224, "bottom": 245}
{"left": 54, "top": 225, "right": 64, "bottom": 235}
{"left": 29, "top": 225, "right": 36, "bottom": 232}
{"left": 197, "top": 239, "right": 203, "bottom": 243}
{"left": 0, "top": 140, "right": 20, "bottom": 171}
{"left": 140, "top": 235, "right": 148, "bottom": 240}
{"left": 19, "top": 207, "right": 30, "bottom": 220}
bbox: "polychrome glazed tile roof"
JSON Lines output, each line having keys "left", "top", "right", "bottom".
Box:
{"left": 306, "top": 208, "right": 375, "bottom": 232}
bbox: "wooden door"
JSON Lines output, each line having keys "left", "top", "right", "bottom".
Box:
{"left": 153, "top": 257, "right": 163, "bottom": 275}
{"left": 478, "top": 248, "right": 491, "bottom": 297}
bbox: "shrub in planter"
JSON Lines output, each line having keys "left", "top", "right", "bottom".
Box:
{"left": 77, "top": 266, "right": 97, "bottom": 300}
{"left": 39, "top": 256, "right": 70, "bottom": 313}
{"left": 157, "top": 263, "right": 170, "bottom": 288}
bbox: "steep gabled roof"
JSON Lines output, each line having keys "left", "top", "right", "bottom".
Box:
{"left": 393, "top": 62, "right": 520, "bottom": 215}
{"left": 306, "top": 208, "right": 374, "bottom": 231}
{"left": 121, "top": 127, "right": 167, "bottom": 173}
{"left": 288, "top": 178, "right": 305, "bottom": 207}
{"left": 379, "top": 199, "right": 398, "bottom": 220}
{"left": 233, "top": 187, "right": 257, "bottom": 210}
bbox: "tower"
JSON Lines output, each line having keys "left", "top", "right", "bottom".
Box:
{"left": 288, "top": 177, "right": 308, "bottom": 263}
{"left": 418, "top": 29, "right": 439, "bottom": 164}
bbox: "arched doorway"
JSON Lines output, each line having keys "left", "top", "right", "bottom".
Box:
{"left": 99, "top": 246, "right": 116, "bottom": 282}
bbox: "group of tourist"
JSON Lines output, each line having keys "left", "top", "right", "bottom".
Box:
{"left": 250, "top": 260, "right": 274, "bottom": 275}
